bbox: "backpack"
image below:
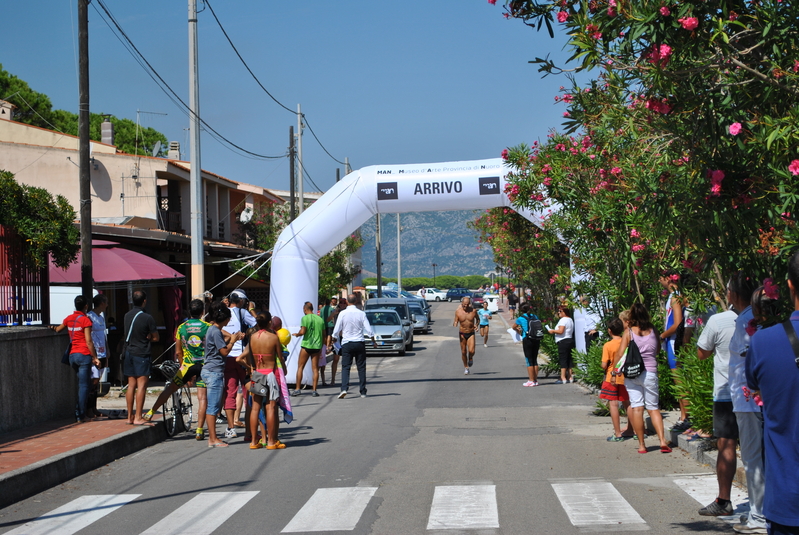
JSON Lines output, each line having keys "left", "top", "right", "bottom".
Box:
{"left": 622, "top": 329, "right": 645, "bottom": 379}
{"left": 524, "top": 314, "right": 544, "bottom": 340}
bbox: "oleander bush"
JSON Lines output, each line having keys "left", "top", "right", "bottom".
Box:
{"left": 672, "top": 346, "right": 714, "bottom": 432}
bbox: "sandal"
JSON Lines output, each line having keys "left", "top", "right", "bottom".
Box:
{"left": 249, "top": 442, "right": 263, "bottom": 450}
{"left": 208, "top": 442, "right": 229, "bottom": 448}
{"left": 660, "top": 445, "right": 673, "bottom": 453}
{"left": 266, "top": 442, "right": 287, "bottom": 450}
{"left": 638, "top": 448, "right": 648, "bottom": 454}
{"left": 606, "top": 435, "right": 625, "bottom": 442}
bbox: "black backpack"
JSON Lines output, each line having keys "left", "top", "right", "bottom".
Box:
{"left": 622, "top": 329, "right": 645, "bottom": 379}
{"left": 524, "top": 314, "right": 544, "bottom": 340}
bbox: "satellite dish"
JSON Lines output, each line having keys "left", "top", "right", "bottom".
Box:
{"left": 152, "top": 140, "right": 162, "bottom": 157}
{"left": 240, "top": 207, "right": 253, "bottom": 224}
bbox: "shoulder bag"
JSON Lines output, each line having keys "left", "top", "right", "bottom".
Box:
{"left": 122, "top": 311, "right": 144, "bottom": 362}
{"left": 622, "top": 329, "right": 645, "bottom": 379}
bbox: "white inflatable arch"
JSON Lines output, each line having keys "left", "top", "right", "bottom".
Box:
{"left": 269, "top": 158, "right": 544, "bottom": 384}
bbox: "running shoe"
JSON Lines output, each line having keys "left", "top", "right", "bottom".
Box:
{"left": 195, "top": 428, "right": 205, "bottom": 441}
{"left": 732, "top": 523, "right": 767, "bottom": 534}
{"left": 555, "top": 379, "right": 564, "bottom": 384}
{"left": 523, "top": 381, "right": 535, "bottom": 387}
{"left": 484, "top": 343, "right": 488, "bottom": 348}
{"left": 533, "top": 382, "right": 539, "bottom": 386}
{"left": 464, "top": 368, "right": 470, "bottom": 375}
{"left": 698, "top": 499, "right": 734, "bottom": 516}
{"left": 337, "top": 391, "right": 347, "bottom": 399}
{"left": 291, "top": 390, "right": 301, "bottom": 397}
{"left": 671, "top": 418, "right": 692, "bottom": 432}
{"left": 312, "top": 391, "right": 320, "bottom": 397}
{"left": 468, "top": 357, "right": 473, "bottom": 367}
{"left": 224, "top": 427, "right": 238, "bottom": 439}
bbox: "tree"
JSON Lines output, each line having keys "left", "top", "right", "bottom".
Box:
{"left": 1, "top": 64, "right": 167, "bottom": 156}
{"left": 0, "top": 170, "right": 79, "bottom": 268}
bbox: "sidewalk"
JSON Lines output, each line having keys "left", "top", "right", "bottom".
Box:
{"left": 492, "top": 301, "right": 750, "bottom": 490}
{"left": 0, "top": 389, "right": 168, "bottom": 509}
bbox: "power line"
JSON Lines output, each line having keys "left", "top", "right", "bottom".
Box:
{"left": 204, "top": 0, "right": 346, "bottom": 168}
{"left": 295, "top": 155, "right": 324, "bottom": 193}
{"left": 92, "top": 0, "right": 285, "bottom": 161}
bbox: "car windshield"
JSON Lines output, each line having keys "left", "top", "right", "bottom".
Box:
{"left": 366, "top": 311, "right": 400, "bottom": 326}
{"left": 408, "top": 304, "right": 424, "bottom": 314}
{"left": 367, "top": 302, "right": 407, "bottom": 320}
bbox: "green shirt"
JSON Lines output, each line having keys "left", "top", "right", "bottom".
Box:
{"left": 176, "top": 318, "right": 211, "bottom": 365}
{"left": 321, "top": 305, "right": 335, "bottom": 329}
{"left": 300, "top": 313, "right": 325, "bottom": 350}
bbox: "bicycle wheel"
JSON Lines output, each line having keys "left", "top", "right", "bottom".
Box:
{"left": 162, "top": 391, "right": 178, "bottom": 437}
{"left": 178, "top": 386, "right": 193, "bottom": 433}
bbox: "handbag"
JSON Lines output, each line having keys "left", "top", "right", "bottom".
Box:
{"left": 248, "top": 370, "right": 270, "bottom": 397}
{"left": 622, "top": 329, "right": 645, "bottom": 379}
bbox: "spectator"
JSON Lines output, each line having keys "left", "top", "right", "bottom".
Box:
{"left": 292, "top": 301, "right": 325, "bottom": 397}
{"left": 319, "top": 297, "right": 336, "bottom": 386}
{"left": 659, "top": 271, "right": 690, "bottom": 431}
{"left": 222, "top": 290, "right": 256, "bottom": 439}
{"left": 747, "top": 261, "right": 799, "bottom": 535}
{"left": 507, "top": 290, "right": 519, "bottom": 315}
{"left": 579, "top": 297, "right": 601, "bottom": 351}
{"left": 143, "top": 299, "right": 210, "bottom": 441}
{"left": 201, "top": 303, "right": 243, "bottom": 447}
{"left": 548, "top": 306, "right": 575, "bottom": 384}
{"left": 613, "top": 303, "right": 671, "bottom": 454}
{"left": 52, "top": 295, "right": 99, "bottom": 423}
{"left": 728, "top": 272, "right": 768, "bottom": 534}
{"left": 514, "top": 303, "right": 541, "bottom": 387}
{"left": 695, "top": 306, "right": 739, "bottom": 518}
{"left": 87, "top": 294, "right": 109, "bottom": 419}
{"left": 601, "top": 316, "right": 632, "bottom": 441}
{"left": 326, "top": 298, "right": 348, "bottom": 386}
{"left": 331, "top": 294, "right": 376, "bottom": 398}
{"left": 120, "top": 290, "right": 159, "bottom": 426}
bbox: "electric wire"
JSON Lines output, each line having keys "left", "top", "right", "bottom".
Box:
{"left": 92, "top": 0, "right": 286, "bottom": 161}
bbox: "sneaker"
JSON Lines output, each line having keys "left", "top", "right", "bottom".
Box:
{"left": 195, "top": 428, "right": 205, "bottom": 441}
{"left": 523, "top": 381, "right": 535, "bottom": 387}
{"left": 484, "top": 343, "right": 488, "bottom": 348}
{"left": 732, "top": 523, "right": 767, "bottom": 534}
{"left": 672, "top": 418, "right": 692, "bottom": 432}
{"left": 224, "top": 427, "right": 238, "bottom": 439}
{"left": 216, "top": 416, "right": 225, "bottom": 424}
{"left": 464, "top": 368, "right": 470, "bottom": 375}
{"left": 569, "top": 378, "right": 574, "bottom": 383}
{"left": 360, "top": 394, "right": 366, "bottom": 398}
{"left": 533, "top": 381, "right": 539, "bottom": 386}
{"left": 698, "top": 499, "right": 733, "bottom": 516}
{"left": 468, "top": 358, "right": 473, "bottom": 367}
{"left": 291, "top": 390, "right": 301, "bottom": 397}
{"left": 312, "top": 391, "right": 320, "bottom": 397}
{"left": 337, "top": 391, "right": 347, "bottom": 399}
{"left": 555, "top": 379, "right": 564, "bottom": 384}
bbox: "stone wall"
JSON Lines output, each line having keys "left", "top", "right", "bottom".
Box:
{"left": 0, "top": 327, "right": 76, "bottom": 434}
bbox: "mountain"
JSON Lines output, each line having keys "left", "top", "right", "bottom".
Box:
{"left": 357, "top": 210, "right": 496, "bottom": 278}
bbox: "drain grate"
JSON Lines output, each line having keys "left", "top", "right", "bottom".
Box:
{"left": 465, "top": 417, "right": 507, "bottom": 422}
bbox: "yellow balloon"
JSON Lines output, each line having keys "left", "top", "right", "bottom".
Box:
{"left": 277, "top": 328, "right": 291, "bottom": 346}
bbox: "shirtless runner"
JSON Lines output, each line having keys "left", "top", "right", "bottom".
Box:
{"left": 453, "top": 296, "right": 479, "bottom": 375}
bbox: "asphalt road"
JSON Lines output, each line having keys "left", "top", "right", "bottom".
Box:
{"left": 0, "top": 302, "right": 738, "bottom": 535}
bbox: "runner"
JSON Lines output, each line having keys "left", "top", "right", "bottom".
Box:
{"left": 478, "top": 301, "right": 491, "bottom": 347}
{"left": 453, "top": 296, "right": 479, "bottom": 375}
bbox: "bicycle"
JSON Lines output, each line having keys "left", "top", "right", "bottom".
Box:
{"left": 156, "top": 361, "right": 194, "bottom": 437}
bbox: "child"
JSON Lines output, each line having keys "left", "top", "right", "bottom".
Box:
{"left": 600, "top": 316, "right": 633, "bottom": 441}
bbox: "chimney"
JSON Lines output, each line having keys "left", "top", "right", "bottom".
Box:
{"left": 167, "top": 141, "right": 181, "bottom": 160}
{"left": 101, "top": 116, "right": 114, "bottom": 145}
{"left": 0, "top": 100, "right": 16, "bottom": 121}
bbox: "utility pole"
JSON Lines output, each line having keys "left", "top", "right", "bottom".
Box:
{"left": 345, "top": 157, "right": 351, "bottom": 175}
{"left": 296, "top": 104, "right": 304, "bottom": 214}
{"left": 289, "top": 125, "right": 296, "bottom": 221}
{"left": 376, "top": 214, "right": 382, "bottom": 297}
{"left": 335, "top": 168, "right": 340, "bottom": 183}
{"left": 397, "top": 214, "right": 401, "bottom": 293}
{"left": 78, "top": 0, "right": 92, "bottom": 300}
{"left": 432, "top": 263, "right": 438, "bottom": 288}
{"left": 188, "top": 0, "right": 205, "bottom": 298}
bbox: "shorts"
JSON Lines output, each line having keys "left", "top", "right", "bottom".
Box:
{"left": 557, "top": 339, "right": 575, "bottom": 368}
{"left": 599, "top": 381, "right": 629, "bottom": 402}
{"left": 123, "top": 354, "right": 151, "bottom": 377}
{"left": 522, "top": 337, "right": 540, "bottom": 367}
{"left": 250, "top": 371, "right": 280, "bottom": 402}
{"left": 302, "top": 346, "right": 322, "bottom": 355}
{"left": 224, "top": 358, "right": 246, "bottom": 410}
{"left": 713, "top": 401, "right": 739, "bottom": 439}
{"left": 174, "top": 362, "right": 205, "bottom": 388}
{"left": 626, "top": 370, "right": 659, "bottom": 410}
{"left": 201, "top": 369, "right": 224, "bottom": 416}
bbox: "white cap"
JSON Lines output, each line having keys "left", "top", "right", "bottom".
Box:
{"left": 230, "top": 289, "right": 248, "bottom": 300}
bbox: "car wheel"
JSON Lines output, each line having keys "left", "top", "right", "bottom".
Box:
{"left": 399, "top": 346, "right": 406, "bottom": 356}
{"left": 407, "top": 338, "right": 414, "bottom": 350}
{"left": 435, "top": 297, "right": 440, "bottom": 301}
{"left": 447, "top": 297, "right": 452, "bottom": 302}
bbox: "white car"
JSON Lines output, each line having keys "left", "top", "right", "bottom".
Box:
{"left": 418, "top": 288, "right": 447, "bottom": 302}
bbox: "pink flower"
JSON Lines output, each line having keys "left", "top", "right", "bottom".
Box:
{"left": 745, "top": 319, "right": 758, "bottom": 336}
{"left": 729, "top": 10, "right": 738, "bottom": 21}
{"left": 679, "top": 16, "right": 699, "bottom": 31}
{"left": 632, "top": 244, "right": 646, "bottom": 253}
{"left": 763, "top": 278, "right": 780, "bottom": 299}
{"left": 488, "top": 0, "right": 496, "bottom": 4}
{"left": 659, "top": 6, "right": 671, "bottom": 16}
{"left": 542, "top": 177, "right": 552, "bottom": 186}
{"left": 729, "top": 122, "right": 742, "bottom": 136}
{"left": 630, "top": 229, "right": 640, "bottom": 238}
{"left": 608, "top": 0, "right": 617, "bottom": 16}
{"left": 557, "top": 10, "right": 569, "bottom": 22}
{"left": 501, "top": 149, "right": 509, "bottom": 160}
{"left": 789, "top": 159, "right": 799, "bottom": 175}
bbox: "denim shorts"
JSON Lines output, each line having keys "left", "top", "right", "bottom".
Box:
{"left": 201, "top": 369, "right": 225, "bottom": 416}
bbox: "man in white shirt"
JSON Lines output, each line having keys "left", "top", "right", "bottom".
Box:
{"left": 222, "top": 290, "right": 256, "bottom": 438}
{"left": 331, "top": 294, "right": 376, "bottom": 399}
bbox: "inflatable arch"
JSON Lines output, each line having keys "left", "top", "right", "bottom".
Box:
{"left": 269, "top": 158, "right": 546, "bottom": 384}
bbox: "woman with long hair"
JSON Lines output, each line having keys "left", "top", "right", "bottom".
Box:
{"left": 548, "top": 306, "right": 575, "bottom": 384}
{"left": 613, "top": 303, "right": 672, "bottom": 454}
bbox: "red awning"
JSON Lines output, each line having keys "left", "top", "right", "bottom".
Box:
{"left": 50, "top": 241, "right": 184, "bottom": 286}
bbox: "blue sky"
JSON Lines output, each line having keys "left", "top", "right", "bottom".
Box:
{"left": 1, "top": 1, "right": 577, "bottom": 194}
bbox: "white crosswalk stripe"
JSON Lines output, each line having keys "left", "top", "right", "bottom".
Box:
{"left": 281, "top": 487, "right": 378, "bottom": 533}
{"left": 139, "top": 491, "right": 259, "bottom": 535}
{"left": 3, "top": 494, "right": 141, "bottom": 535}
{"left": 426, "top": 484, "right": 499, "bottom": 530}
{"left": 673, "top": 475, "right": 750, "bottom": 524}
{"left": 551, "top": 480, "right": 647, "bottom": 529}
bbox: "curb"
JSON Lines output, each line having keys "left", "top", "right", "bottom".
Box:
{"left": 0, "top": 422, "right": 167, "bottom": 509}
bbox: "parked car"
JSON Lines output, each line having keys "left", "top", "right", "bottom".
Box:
{"left": 368, "top": 290, "right": 398, "bottom": 299}
{"left": 400, "top": 290, "right": 430, "bottom": 311}
{"left": 446, "top": 288, "right": 472, "bottom": 302}
{"left": 364, "top": 309, "right": 407, "bottom": 355}
{"left": 407, "top": 300, "right": 430, "bottom": 334}
{"left": 471, "top": 292, "right": 485, "bottom": 307}
{"left": 364, "top": 298, "right": 414, "bottom": 350}
{"left": 418, "top": 288, "right": 447, "bottom": 301}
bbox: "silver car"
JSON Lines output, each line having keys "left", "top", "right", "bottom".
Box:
{"left": 407, "top": 301, "right": 429, "bottom": 334}
{"left": 365, "top": 309, "right": 407, "bottom": 355}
